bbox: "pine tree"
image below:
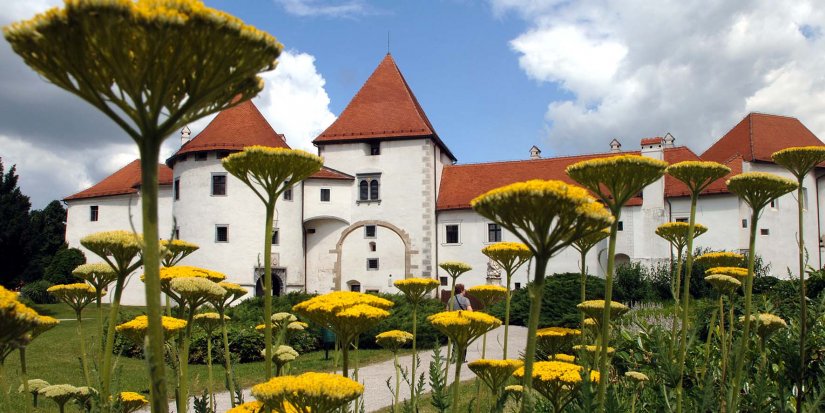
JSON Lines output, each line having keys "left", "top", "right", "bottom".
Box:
{"left": 0, "top": 158, "right": 33, "bottom": 287}
{"left": 24, "top": 200, "right": 68, "bottom": 281}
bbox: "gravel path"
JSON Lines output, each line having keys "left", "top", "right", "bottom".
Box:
{"left": 144, "top": 325, "right": 528, "bottom": 412}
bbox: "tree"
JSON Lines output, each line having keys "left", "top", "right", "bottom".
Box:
{"left": 0, "top": 158, "right": 32, "bottom": 287}
{"left": 44, "top": 247, "right": 86, "bottom": 285}
{"left": 24, "top": 200, "right": 68, "bottom": 281}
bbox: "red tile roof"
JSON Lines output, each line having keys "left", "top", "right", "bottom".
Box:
{"left": 64, "top": 160, "right": 173, "bottom": 201}
{"left": 436, "top": 146, "right": 741, "bottom": 211}
{"left": 641, "top": 137, "right": 663, "bottom": 146}
{"left": 436, "top": 151, "right": 646, "bottom": 211}
{"left": 313, "top": 54, "right": 456, "bottom": 160}
{"left": 167, "top": 100, "right": 289, "bottom": 166}
{"left": 308, "top": 166, "right": 354, "bottom": 180}
{"left": 701, "top": 113, "right": 825, "bottom": 163}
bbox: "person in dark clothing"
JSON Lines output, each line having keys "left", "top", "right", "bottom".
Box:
{"left": 449, "top": 283, "right": 474, "bottom": 311}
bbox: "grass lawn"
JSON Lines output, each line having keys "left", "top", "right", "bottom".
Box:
{"left": 375, "top": 378, "right": 519, "bottom": 413}
{"left": 2, "top": 303, "right": 397, "bottom": 412}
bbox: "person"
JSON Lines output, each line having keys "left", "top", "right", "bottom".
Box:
{"left": 449, "top": 283, "right": 473, "bottom": 311}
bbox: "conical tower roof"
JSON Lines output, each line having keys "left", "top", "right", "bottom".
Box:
{"left": 167, "top": 100, "right": 289, "bottom": 166}
{"left": 314, "top": 54, "right": 455, "bottom": 160}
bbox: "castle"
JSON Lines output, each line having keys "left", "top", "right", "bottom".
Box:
{"left": 63, "top": 54, "right": 825, "bottom": 305}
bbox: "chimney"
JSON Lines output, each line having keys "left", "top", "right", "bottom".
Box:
{"left": 529, "top": 145, "right": 542, "bottom": 160}
{"left": 663, "top": 133, "right": 675, "bottom": 148}
{"left": 609, "top": 139, "right": 622, "bottom": 153}
{"left": 180, "top": 125, "right": 191, "bottom": 146}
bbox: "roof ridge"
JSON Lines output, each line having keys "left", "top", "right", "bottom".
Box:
{"left": 321, "top": 165, "right": 355, "bottom": 178}
{"left": 445, "top": 149, "right": 647, "bottom": 168}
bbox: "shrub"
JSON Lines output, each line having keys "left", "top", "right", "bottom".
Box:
{"left": 615, "top": 262, "right": 653, "bottom": 302}
{"left": 43, "top": 247, "right": 86, "bottom": 285}
{"left": 19, "top": 280, "right": 56, "bottom": 304}
{"left": 488, "top": 273, "right": 606, "bottom": 328}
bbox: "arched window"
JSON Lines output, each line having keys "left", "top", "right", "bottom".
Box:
{"left": 370, "top": 179, "right": 379, "bottom": 200}
{"left": 359, "top": 180, "right": 369, "bottom": 201}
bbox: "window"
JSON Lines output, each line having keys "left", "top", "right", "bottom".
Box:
{"left": 440, "top": 276, "right": 448, "bottom": 286}
{"left": 271, "top": 228, "right": 279, "bottom": 245}
{"left": 195, "top": 152, "right": 207, "bottom": 161}
{"left": 617, "top": 221, "right": 624, "bottom": 231}
{"left": 368, "top": 142, "right": 380, "bottom": 156}
{"left": 90, "top": 205, "right": 99, "bottom": 222}
{"left": 283, "top": 186, "right": 293, "bottom": 201}
{"left": 445, "top": 224, "right": 460, "bottom": 244}
{"left": 488, "top": 223, "right": 502, "bottom": 243}
{"left": 515, "top": 282, "right": 522, "bottom": 290}
{"left": 365, "top": 225, "right": 376, "bottom": 238}
{"left": 761, "top": 228, "right": 770, "bottom": 235}
{"left": 320, "top": 188, "right": 330, "bottom": 202}
{"left": 770, "top": 198, "right": 779, "bottom": 209}
{"left": 357, "top": 174, "right": 381, "bottom": 202}
{"left": 216, "top": 151, "right": 230, "bottom": 159}
{"left": 350, "top": 283, "right": 361, "bottom": 292}
{"left": 675, "top": 217, "right": 688, "bottom": 223}
{"left": 174, "top": 178, "right": 180, "bottom": 201}
{"left": 216, "top": 225, "right": 229, "bottom": 242}
{"left": 367, "top": 258, "right": 379, "bottom": 271}
{"left": 211, "top": 174, "right": 227, "bottom": 196}
{"left": 742, "top": 219, "right": 748, "bottom": 228}
{"left": 369, "top": 242, "right": 376, "bottom": 252}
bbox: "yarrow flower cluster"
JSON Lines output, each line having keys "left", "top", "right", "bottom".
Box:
{"left": 1, "top": 285, "right": 47, "bottom": 349}
{"left": 116, "top": 315, "right": 187, "bottom": 343}
{"left": 375, "top": 330, "right": 414, "bottom": 351}
{"left": 771, "top": 146, "right": 825, "bottom": 178}
{"left": 160, "top": 239, "right": 199, "bottom": 267}
{"left": 739, "top": 313, "right": 788, "bottom": 339}
{"left": 705, "top": 274, "right": 742, "bottom": 293}
{"left": 536, "top": 327, "right": 582, "bottom": 359}
{"left": 227, "top": 401, "right": 264, "bottom": 413}
{"left": 727, "top": 172, "right": 798, "bottom": 210}
{"left": 696, "top": 252, "right": 745, "bottom": 269}
{"left": 428, "top": 310, "right": 502, "bottom": 349}
{"left": 394, "top": 277, "right": 440, "bottom": 303}
{"left": 79, "top": 231, "right": 142, "bottom": 264}
{"left": 706, "top": 267, "right": 748, "bottom": 279}
{"left": 665, "top": 161, "right": 731, "bottom": 194}
{"left": 251, "top": 372, "right": 364, "bottom": 413}
{"left": 466, "top": 285, "right": 507, "bottom": 309}
{"left": 625, "top": 371, "right": 650, "bottom": 383}
{"left": 577, "top": 300, "right": 630, "bottom": 326}
{"left": 481, "top": 242, "right": 532, "bottom": 268}
{"left": 468, "top": 359, "right": 523, "bottom": 394}
{"left": 72, "top": 263, "right": 117, "bottom": 293}
{"left": 514, "top": 361, "right": 599, "bottom": 410}
{"left": 118, "top": 391, "right": 149, "bottom": 413}
{"left": 566, "top": 155, "right": 668, "bottom": 209}
{"left": 655, "top": 222, "right": 708, "bottom": 250}
{"left": 39, "top": 384, "right": 80, "bottom": 410}
{"left": 47, "top": 283, "right": 96, "bottom": 313}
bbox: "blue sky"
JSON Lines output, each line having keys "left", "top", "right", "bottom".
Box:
{"left": 2, "top": 0, "right": 825, "bottom": 208}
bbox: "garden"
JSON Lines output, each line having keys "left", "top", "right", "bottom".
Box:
{"left": 3, "top": 1, "right": 825, "bottom": 413}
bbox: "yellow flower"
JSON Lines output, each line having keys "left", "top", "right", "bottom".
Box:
{"left": 513, "top": 361, "right": 599, "bottom": 409}
{"left": 72, "top": 263, "right": 117, "bottom": 293}
{"left": 468, "top": 359, "right": 523, "bottom": 394}
{"left": 156, "top": 265, "right": 227, "bottom": 283}
{"left": 194, "top": 312, "right": 228, "bottom": 333}
{"left": 771, "top": 146, "right": 825, "bottom": 179}
{"left": 536, "top": 327, "right": 582, "bottom": 359}
{"left": 116, "top": 315, "right": 187, "bottom": 344}
{"left": 292, "top": 292, "right": 393, "bottom": 348}
{"left": 170, "top": 276, "right": 227, "bottom": 306}
{"left": 30, "top": 315, "right": 59, "bottom": 340}
{"left": 118, "top": 391, "right": 149, "bottom": 413}
{"left": 79, "top": 231, "right": 143, "bottom": 276}
{"left": 251, "top": 372, "right": 364, "bottom": 413}
{"left": 428, "top": 310, "right": 501, "bottom": 350}
{"left": 566, "top": 155, "right": 668, "bottom": 211}
{"left": 160, "top": 239, "right": 199, "bottom": 267}
{"left": 39, "top": 384, "right": 80, "bottom": 408}
{"left": 227, "top": 401, "right": 264, "bottom": 413}
{"left": 625, "top": 371, "right": 649, "bottom": 383}
{"left": 439, "top": 261, "right": 472, "bottom": 280}
{"left": 727, "top": 172, "right": 798, "bottom": 211}
{"left": 573, "top": 344, "right": 616, "bottom": 355}
{"left": 394, "top": 278, "right": 440, "bottom": 304}
{"left": 739, "top": 313, "right": 788, "bottom": 339}
{"left": 704, "top": 274, "right": 741, "bottom": 293}
{"left": 550, "top": 354, "right": 576, "bottom": 363}
{"left": 695, "top": 252, "right": 745, "bottom": 269}
{"left": 0, "top": 285, "right": 42, "bottom": 347}
{"left": 655, "top": 222, "right": 708, "bottom": 251}
{"left": 466, "top": 285, "right": 507, "bottom": 309}
{"left": 211, "top": 282, "right": 248, "bottom": 310}
{"left": 706, "top": 267, "right": 748, "bottom": 279}
{"left": 576, "top": 300, "right": 629, "bottom": 326}
{"left": 665, "top": 161, "right": 731, "bottom": 195}
{"left": 481, "top": 242, "right": 533, "bottom": 279}
{"left": 471, "top": 180, "right": 614, "bottom": 259}
{"left": 572, "top": 229, "right": 610, "bottom": 255}
{"left": 19, "top": 378, "right": 50, "bottom": 394}
{"left": 376, "top": 330, "right": 414, "bottom": 351}
{"left": 222, "top": 147, "right": 324, "bottom": 200}
{"left": 47, "top": 283, "right": 96, "bottom": 314}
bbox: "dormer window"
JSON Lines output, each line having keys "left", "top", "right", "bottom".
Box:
{"left": 195, "top": 152, "right": 208, "bottom": 161}
{"left": 368, "top": 142, "right": 380, "bottom": 156}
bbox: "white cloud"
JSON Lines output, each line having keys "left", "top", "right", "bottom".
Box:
{"left": 275, "top": 0, "right": 369, "bottom": 18}
{"left": 494, "top": 0, "right": 825, "bottom": 156}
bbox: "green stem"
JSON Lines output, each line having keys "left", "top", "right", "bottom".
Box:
{"left": 207, "top": 332, "right": 215, "bottom": 413}
{"left": 719, "top": 294, "right": 728, "bottom": 387}
{"left": 676, "top": 194, "right": 699, "bottom": 413}
{"left": 729, "top": 208, "right": 759, "bottom": 409}
{"left": 139, "top": 143, "right": 169, "bottom": 413}
{"left": 100, "top": 276, "right": 125, "bottom": 413}
{"left": 263, "top": 205, "right": 275, "bottom": 380}
{"left": 77, "top": 310, "right": 92, "bottom": 387}
{"left": 520, "top": 255, "right": 549, "bottom": 413}
{"left": 0, "top": 361, "right": 7, "bottom": 409}
{"left": 342, "top": 339, "right": 350, "bottom": 378}
{"left": 451, "top": 346, "right": 464, "bottom": 413}
{"left": 20, "top": 348, "right": 29, "bottom": 413}
{"left": 96, "top": 298, "right": 103, "bottom": 373}
{"left": 411, "top": 304, "right": 418, "bottom": 410}
{"left": 579, "top": 249, "right": 587, "bottom": 333}
{"left": 394, "top": 351, "right": 401, "bottom": 413}
{"left": 219, "top": 309, "right": 237, "bottom": 407}
{"left": 177, "top": 307, "right": 196, "bottom": 413}
{"left": 445, "top": 276, "right": 456, "bottom": 380}
{"left": 668, "top": 249, "right": 684, "bottom": 359}
{"left": 504, "top": 274, "right": 512, "bottom": 359}
{"left": 796, "top": 181, "right": 807, "bottom": 411}
{"left": 596, "top": 217, "right": 620, "bottom": 412}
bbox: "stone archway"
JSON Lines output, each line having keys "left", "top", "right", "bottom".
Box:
{"left": 614, "top": 253, "right": 631, "bottom": 268}
{"left": 255, "top": 267, "right": 285, "bottom": 297}
{"left": 331, "top": 220, "right": 417, "bottom": 290}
